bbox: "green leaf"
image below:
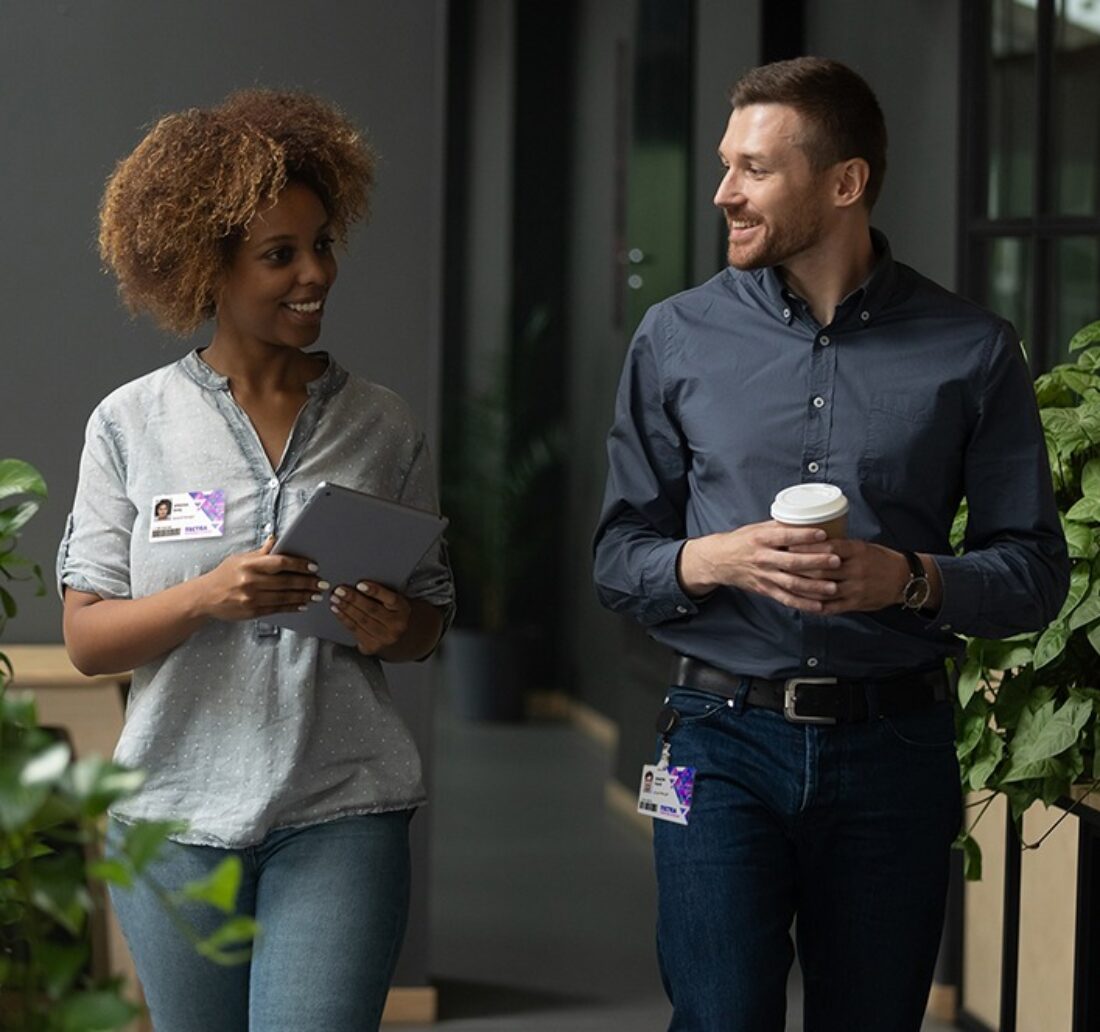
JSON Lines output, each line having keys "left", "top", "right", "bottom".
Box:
{"left": 1063, "top": 519, "right": 1098, "bottom": 560}
{"left": 950, "top": 498, "right": 969, "bottom": 553}
{"left": 1001, "top": 697, "right": 1093, "bottom": 782}
{"left": 1069, "top": 320, "right": 1100, "bottom": 352}
{"left": 993, "top": 669, "right": 1035, "bottom": 729}
{"left": 975, "top": 635, "right": 1037, "bottom": 672}
{"left": 1078, "top": 345, "right": 1100, "bottom": 370}
{"left": 1082, "top": 458, "right": 1100, "bottom": 500}
{"left": 1069, "top": 576, "right": 1100, "bottom": 632}
{"left": 35, "top": 940, "right": 90, "bottom": 999}
{"left": 122, "top": 819, "right": 185, "bottom": 874}
{"left": 956, "top": 831, "right": 983, "bottom": 881}
{"left": 1089, "top": 621, "right": 1100, "bottom": 657}
{"left": 964, "top": 731, "right": 1005, "bottom": 791}
{"left": 196, "top": 914, "right": 258, "bottom": 964}
{"left": 1066, "top": 496, "right": 1100, "bottom": 523}
{"left": 1033, "top": 622, "right": 1071, "bottom": 669}
{"left": 956, "top": 661, "right": 982, "bottom": 710}
{"left": 956, "top": 705, "right": 989, "bottom": 761}
{"left": 0, "top": 459, "right": 47, "bottom": 502}
{"left": 0, "top": 500, "right": 43, "bottom": 539}
{"left": 54, "top": 988, "right": 140, "bottom": 1032}
{"left": 29, "top": 852, "right": 92, "bottom": 936}
{"left": 178, "top": 856, "right": 243, "bottom": 914}
{"left": 19, "top": 741, "right": 72, "bottom": 787}
{"left": 87, "top": 858, "right": 134, "bottom": 888}
{"left": 1057, "top": 563, "right": 1092, "bottom": 621}
{"left": 64, "top": 756, "right": 146, "bottom": 815}
{"left": 0, "top": 754, "right": 51, "bottom": 830}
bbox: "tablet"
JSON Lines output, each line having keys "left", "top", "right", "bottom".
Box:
{"left": 268, "top": 481, "right": 448, "bottom": 646}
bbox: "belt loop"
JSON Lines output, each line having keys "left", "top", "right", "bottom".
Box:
{"left": 732, "top": 677, "right": 751, "bottom": 715}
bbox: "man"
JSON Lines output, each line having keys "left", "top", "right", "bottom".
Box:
{"left": 593, "top": 57, "right": 1068, "bottom": 1032}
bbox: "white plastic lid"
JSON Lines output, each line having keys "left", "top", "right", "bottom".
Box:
{"left": 770, "top": 483, "right": 849, "bottom": 524}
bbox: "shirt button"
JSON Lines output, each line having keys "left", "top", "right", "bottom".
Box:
{"left": 806, "top": 657, "right": 819, "bottom": 668}
{"left": 819, "top": 335, "right": 830, "bottom": 346}
{"left": 269, "top": 477, "right": 279, "bottom": 489}
{"left": 940, "top": 624, "right": 952, "bottom": 632}
{"left": 263, "top": 522, "right": 274, "bottom": 534}
{"left": 812, "top": 396, "right": 825, "bottom": 409}
{"left": 807, "top": 461, "right": 820, "bottom": 473}
{"left": 782, "top": 307, "right": 791, "bottom": 319}
{"left": 676, "top": 605, "right": 688, "bottom": 615}
{"left": 860, "top": 310, "right": 870, "bottom": 322}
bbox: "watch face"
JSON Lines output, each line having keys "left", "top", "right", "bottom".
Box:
{"left": 904, "top": 577, "right": 931, "bottom": 609}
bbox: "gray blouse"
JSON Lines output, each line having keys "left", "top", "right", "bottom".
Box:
{"left": 57, "top": 349, "right": 454, "bottom": 847}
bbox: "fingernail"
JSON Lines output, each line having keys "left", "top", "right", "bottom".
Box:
{"left": 307, "top": 562, "right": 319, "bottom": 573}
{"left": 330, "top": 605, "right": 340, "bottom": 614}
{"left": 317, "top": 580, "right": 330, "bottom": 591}
{"left": 334, "top": 587, "right": 347, "bottom": 599}
{"left": 356, "top": 582, "right": 369, "bottom": 594}
{"left": 298, "top": 604, "right": 308, "bottom": 612}
{"left": 311, "top": 593, "right": 323, "bottom": 602}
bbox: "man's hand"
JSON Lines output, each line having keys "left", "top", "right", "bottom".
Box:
{"left": 789, "top": 539, "right": 921, "bottom": 614}
{"left": 678, "top": 520, "right": 843, "bottom": 613}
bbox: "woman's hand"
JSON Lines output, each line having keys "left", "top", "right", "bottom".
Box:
{"left": 330, "top": 581, "right": 412, "bottom": 655}
{"left": 197, "top": 537, "right": 329, "bottom": 621}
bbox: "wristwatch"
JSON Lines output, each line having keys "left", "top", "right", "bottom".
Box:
{"left": 900, "top": 550, "right": 931, "bottom": 611}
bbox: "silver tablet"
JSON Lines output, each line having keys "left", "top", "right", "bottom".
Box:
{"left": 268, "top": 481, "right": 448, "bottom": 646}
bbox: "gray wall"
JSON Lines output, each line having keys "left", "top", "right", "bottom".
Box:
{"left": 806, "top": 0, "right": 961, "bottom": 287}
{"left": 0, "top": 0, "right": 448, "bottom": 989}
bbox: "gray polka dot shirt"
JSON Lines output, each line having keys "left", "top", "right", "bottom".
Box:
{"left": 57, "top": 349, "right": 454, "bottom": 847}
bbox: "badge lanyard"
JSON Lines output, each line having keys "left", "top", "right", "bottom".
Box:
{"left": 636, "top": 703, "right": 696, "bottom": 825}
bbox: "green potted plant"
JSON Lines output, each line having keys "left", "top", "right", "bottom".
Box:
{"left": 0, "top": 459, "right": 254, "bottom": 1030}
{"left": 954, "top": 321, "right": 1100, "bottom": 879}
{"left": 441, "top": 308, "right": 565, "bottom": 720}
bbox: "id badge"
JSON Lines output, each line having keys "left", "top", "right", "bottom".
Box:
{"left": 637, "top": 742, "right": 695, "bottom": 826}
{"left": 149, "top": 490, "right": 225, "bottom": 542}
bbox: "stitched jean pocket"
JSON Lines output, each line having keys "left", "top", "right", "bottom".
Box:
{"left": 665, "top": 687, "right": 731, "bottom": 726}
{"left": 880, "top": 701, "right": 957, "bottom": 751}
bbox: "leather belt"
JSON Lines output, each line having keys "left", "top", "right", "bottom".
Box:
{"left": 671, "top": 655, "right": 952, "bottom": 725}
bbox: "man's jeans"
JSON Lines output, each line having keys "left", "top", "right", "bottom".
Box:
{"left": 653, "top": 684, "right": 962, "bottom": 1032}
{"left": 107, "top": 810, "right": 412, "bottom": 1032}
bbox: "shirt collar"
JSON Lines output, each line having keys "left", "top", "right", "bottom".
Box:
{"left": 755, "top": 227, "right": 898, "bottom": 328}
{"left": 180, "top": 348, "right": 348, "bottom": 398}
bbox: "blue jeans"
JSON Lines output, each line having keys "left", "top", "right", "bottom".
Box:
{"left": 107, "top": 810, "right": 412, "bottom": 1032}
{"left": 653, "top": 685, "right": 962, "bottom": 1032}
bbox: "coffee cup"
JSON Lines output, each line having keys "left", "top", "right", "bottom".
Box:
{"left": 769, "top": 483, "right": 849, "bottom": 539}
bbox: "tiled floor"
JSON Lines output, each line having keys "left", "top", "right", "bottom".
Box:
{"left": 402, "top": 697, "right": 955, "bottom": 1031}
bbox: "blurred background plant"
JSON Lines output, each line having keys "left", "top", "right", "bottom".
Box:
{"left": 952, "top": 321, "right": 1100, "bottom": 879}
{"left": 0, "top": 458, "right": 254, "bottom": 1031}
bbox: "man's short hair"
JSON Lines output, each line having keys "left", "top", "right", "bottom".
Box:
{"left": 730, "top": 57, "right": 887, "bottom": 209}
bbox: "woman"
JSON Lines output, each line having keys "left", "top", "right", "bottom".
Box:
{"left": 58, "top": 90, "right": 453, "bottom": 1031}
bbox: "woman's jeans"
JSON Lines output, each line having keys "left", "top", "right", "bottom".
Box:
{"left": 653, "top": 686, "right": 962, "bottom": 1032}
{"left": 107, "top": 810, "right": 412, "bottom": 1032}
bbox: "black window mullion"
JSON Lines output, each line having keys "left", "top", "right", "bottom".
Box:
{"left": 958, "top": 0, "right": 989, "bottom": 300}
{"left": 1031, "top": 0, "right": 1055, "bottom": 369}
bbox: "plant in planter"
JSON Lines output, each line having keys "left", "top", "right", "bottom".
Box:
{"left": 954, "top": 322, "right": 1100, "bottom": 879}
{"left": 441, "top": 309, "right": 565, "bottom": 719}
{"left": 0, "top": 459, "right": 254, "bottom": 1030}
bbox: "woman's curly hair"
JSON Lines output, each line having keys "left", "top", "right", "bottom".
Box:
{"left": 98, "top": 90, "right": 375, "bottom": 335}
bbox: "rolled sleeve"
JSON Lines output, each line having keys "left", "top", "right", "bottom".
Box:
{"left": 57, "top": 408, "right": 137, "bottom": 601}
{"left": 397, "top": 433, "right": 456, "bottom": 631}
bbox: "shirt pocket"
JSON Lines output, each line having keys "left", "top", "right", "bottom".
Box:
{"left": 857, "top": 392, "right": 944, "bottom": 494}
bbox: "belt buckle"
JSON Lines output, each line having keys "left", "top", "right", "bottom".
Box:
{"left": 783, "top": 677, "right": 840, "bottom": 725}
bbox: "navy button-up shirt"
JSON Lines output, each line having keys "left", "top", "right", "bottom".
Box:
{"left": 593, "top": 233, "right": 1069, "bottom": 680}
